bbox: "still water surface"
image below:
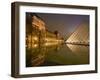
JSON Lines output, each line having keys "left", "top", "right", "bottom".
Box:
{"left": 26, "top": 43, "right": 89, "bottom": 67}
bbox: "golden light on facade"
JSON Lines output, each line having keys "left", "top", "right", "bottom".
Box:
{"left": 32, "top": 15, "right": 46, "bottom": 31}
{"left": 45, "top": 38, "right": 63, "bottom": 43}
{"left": 44, "top": 42, "right": 58, "bottom": 46}
{"left": 33, "top": 36, "right": 38, "bottom": 41}
{"left": 32, "top": 44, "right": 38, "bottom": 48}
{"left": 45, "top": 38, "right": 57, "bottom": 42}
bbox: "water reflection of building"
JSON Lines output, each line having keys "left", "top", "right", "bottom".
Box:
{"left": 66, "top": 44, "right": 89, "bottom": 54}
{"left": 26, "top": 46, "right": 46, "bottom": 67}
{"left": 26, "top": 43, "right": 62, "bottom": 67}
{"left": 66, "top": 44, "right": 89, "bottom": 64}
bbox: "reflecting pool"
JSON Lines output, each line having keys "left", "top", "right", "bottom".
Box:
{"left": 26, "top": 43, "right": 89, "bottom": 67}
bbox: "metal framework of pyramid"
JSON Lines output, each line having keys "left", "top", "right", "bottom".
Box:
{"left": 66, "top": 22, "right": 89, "bottom": 45}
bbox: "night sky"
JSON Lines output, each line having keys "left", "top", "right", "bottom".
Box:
{"left": 30, "top": 13, "right": 89, "bottom": 39}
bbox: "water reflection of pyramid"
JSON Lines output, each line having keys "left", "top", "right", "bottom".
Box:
{"left": 66, "top": 22, "right": 89, "bottom": 45}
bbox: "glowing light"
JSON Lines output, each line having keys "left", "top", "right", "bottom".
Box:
{"left": 32, "top": 44, "right": 38, "bottom": 48}
{"left": 33, "top": 37, "right": 38, "bottom": 41}
{"left": 44, "top": 42, "right": 58, "bottom": 46}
